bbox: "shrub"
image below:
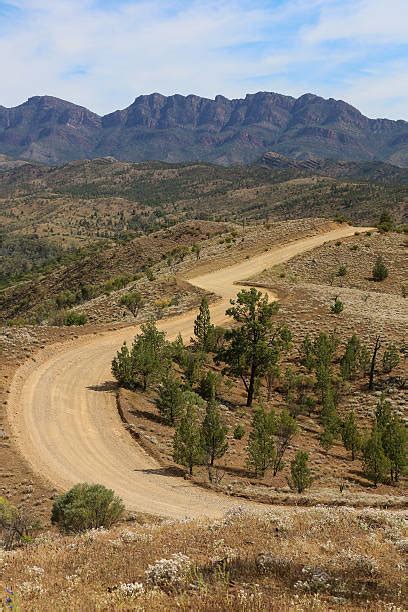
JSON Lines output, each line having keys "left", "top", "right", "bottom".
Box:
{"left": 377, "top": 210, "right": 394, "bottom": 232}
{"left": 337, "top": 265, "right": 347, "bottom": 277}
{"left": 64, "top": 311, "right": 87, "bottom": 326}
{"left": 233, "top": 424, "right": 245, "bottom": 440}
{"left": 145, "top": 553, "right": 191, "bottom": 592}
{"left": 120, "top": 291, "right": 144, "bottom": 317}
{"left": 382, "top": 343, "right": 400, "bottom": 374}
{"left": 372, "top": 256, "right": 388, "bottom": 282}
{"left": 330, "top": 296, "right": 344, "bottom": 314}
{"left": 51, "top": 483, "right": 125, "bottom": 532}
{"left": 103, "top": 274, "right": 133, "bottom": 294}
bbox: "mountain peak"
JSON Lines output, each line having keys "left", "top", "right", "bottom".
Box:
{"left": 0, "top": 91, "right": 408, "bottom": 167}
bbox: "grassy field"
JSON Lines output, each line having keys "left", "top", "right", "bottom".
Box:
{"left": 1, "top": 506, "right": 406, "bottom": 610}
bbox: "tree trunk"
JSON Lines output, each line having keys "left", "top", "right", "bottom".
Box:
{"left": 246, "top": 363, "right": 256, "bottom": 407}
{"left": 368, "top": 335, "right": 381, "bottom": 391}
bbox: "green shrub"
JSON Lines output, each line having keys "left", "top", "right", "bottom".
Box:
{"left": 233, "top": 424, "right": 245, "bottom": 440}
{"left": 51, "top": 483, "right": 125, "bottom": 532}
{"left": 372, "top": 256, "right": 388, "bottom": 282}
{"left": 337, "top": 265, "right": 347, "bottom": 277}
{"left": 330, "top": 296, "right": 344, "bottom": 314}
{"left": 120, "top": 291, "right": 144, "bottom": 317}
{"left": 64, "top": 311, "right": 87, "bottom": 326}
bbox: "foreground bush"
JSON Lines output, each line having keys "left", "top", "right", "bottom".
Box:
{"left": 0, "top": 496, "right": 34, "bottom": 549}
{"left": 64, "top": 311, "right": 87, "bottom": 326}
{"left": 51, "top": 483, "right": 125, "bottom": 532}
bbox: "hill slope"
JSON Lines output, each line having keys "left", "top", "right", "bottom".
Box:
{"left": 1, "top": 92, "right": 408, "bottom": 166}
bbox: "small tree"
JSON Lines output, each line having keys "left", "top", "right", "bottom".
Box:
{"left": 193, "top": 297, "right": 214, "bottom": 351}
{"left": 171, "top": 332, "right": 185, "bottom": 364}
{"left": 198, "top": 370, "right": 221, "bottom": 401}
{"left": 341, "top": 410, "right": 362, "bottom": 460}
{"left": 330, "top": 296, "right": 344, "bottom": 314}
{"left": 218, "top": 288, "right": 280, "bottom": 407}
{"left": 272, "top": 409, "right": 298, "bottom": 475}
{"left": 120, "top": 291, "right": 144, "bottom": 317}
{"left": 382, "top": 415, "right": 407, "bottom": 483}
{"left": 0, "top": 497, "right": 34, "bottom": 550}
{"left": 313, "top": 332, "right": 338, "bottom": 402}
{"left": 363, "top": 425, "right": 390, "bottom": 486}
{"left": 156, "top": 373, "right": 185, "bottom": 425}
{"left": 300, "top": 334, "right": 315, "bottom": 372}
{"left": 111, "top": 342, "right": 134, "bottom": 388}
{"left": 372, "top": 256, "right": 388, "bottom": 282}
{"left": 340, "top": 334, "right": 361, "bottom": 381}
{"left": 131, "top": 321, "right": 169, "bottom": 390}
{"left": 289, "top": 451, "right": 313, "bottom": 493}
{"left": 173, "top": 405, "right": 204, "bottom": 475}
{"left": 382, "top": 343, "right": 400, "bottom": 374}
{"left": 182, "top": 349, "right": 206, "bottom": 386}
{"left": 201, "top": 401, "right": 228, "bottom": 466}
{"left": 247, "top": 406, "right": 276, "bottom": 477}
{"left": 320, "top": 428, "right": 336, "bottom": 452}
{"left": 191, "top": 243, "right": 201, "bottom": 260}
{"left": 51, "top": 484, "right": 124, "bottom": 532}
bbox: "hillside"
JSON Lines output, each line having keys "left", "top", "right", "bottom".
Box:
{"left": 1, "top": 92, "right": 408, "bottom": 166}
{"left": 1, "top": 156, "right": 407, "bottom": 297}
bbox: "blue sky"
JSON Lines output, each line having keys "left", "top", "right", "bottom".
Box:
{"left": 0, "top": 0, "right": 407, "bottom": 119}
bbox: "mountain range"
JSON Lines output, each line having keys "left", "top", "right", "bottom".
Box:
{"left": 1, "top": 91, "right": 408, "bottom": 166}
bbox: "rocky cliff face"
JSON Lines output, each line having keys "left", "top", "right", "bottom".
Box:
{"left": 1, "top": 92, "right": 408, "bottom": 166}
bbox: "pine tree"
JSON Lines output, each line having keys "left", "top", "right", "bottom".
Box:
{"left": 181, "top": 349, "right": 206, "bottom": 386}
{"left": 201, "top": 401, "right": 228, "bottom": 466}
{"left": 173, "top": 405, "right": 203, "bottom": 475}
{"left": 341, "top": 410, "right": 362, "bottom": 460}
{"left": 372, "top": 256, "right": 388, "bottom": 281}
{"left": 193, "top": 297, "right": 214, "bottom": 351}
{"left": 218, "top": 288, "right": 280, "bottom": 407}
{"left": 198, "top": 370, "right": 220, "bottom": 401}
{"left": 382, "top": 343, "right": 400, "bottom": 374}
{"left": 289, "top": 451, "right": 313, "bottom": 493}
{"left": 131, "top": 320, "right": 169, "bottom": 390}
{"left": 247, "top": 406, "right": 276, "bottom": 477}
{"left": 375, "top": 394, "right": 393, "bottom": 430}
{"left": 300, "top": 334, "right": 315, "bottom": 372}
{"left": 272, "top": 409, "right": 298, "bottom": 475}
{"left": 382, "top": 415, "right": 407, "bottom": 483}
{"left": 156, "top": 373, "right": 185, "bottom": 425}
{"left": 340, "top": 334, "right": 361, "bottom": 381}
{"left": 111, "top": 342, "right": 134, "bottom": 388}
{"left": 363, "top": 425, "right": 390, "bottom": 486}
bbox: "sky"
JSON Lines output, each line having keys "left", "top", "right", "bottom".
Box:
{"left": 0, "top": 0, "right": 407, "bottom": 119}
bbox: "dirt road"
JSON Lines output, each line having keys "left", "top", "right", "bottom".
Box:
{"left": 7, "top": 225, "right": 371, "bottom": 518}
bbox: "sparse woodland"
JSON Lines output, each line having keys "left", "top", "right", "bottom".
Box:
{"left": 111, "top": 289, "right": 406, "bottom": 494}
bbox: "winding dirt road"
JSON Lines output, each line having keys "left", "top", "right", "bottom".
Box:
{"left": 8, "top": 225, "right": 370, "bottom": 518}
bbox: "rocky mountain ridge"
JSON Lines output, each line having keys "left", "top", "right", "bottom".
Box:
{"left": 0, "top": 92, "right": 408, "bottom": 166}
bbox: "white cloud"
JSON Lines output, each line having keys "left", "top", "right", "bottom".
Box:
{"left": 303, "top": 0, "right": 408, "bottom": 44}
{"left": 0, "top": 0, "right": 407, "bottom": 120}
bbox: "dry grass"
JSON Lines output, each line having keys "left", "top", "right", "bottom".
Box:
{"left": 0, "top": 506, "right": 406, "bottom": 610}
